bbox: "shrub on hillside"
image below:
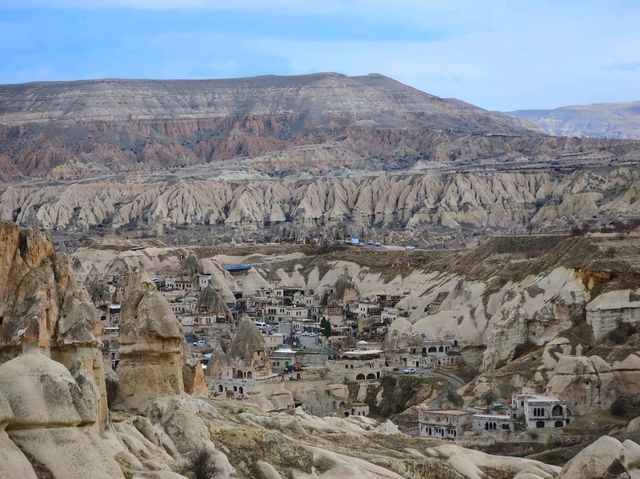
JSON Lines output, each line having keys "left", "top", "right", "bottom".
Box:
{"left": 611, "top": 397, "right": 629, "bottom": 418}
{"left": 186, "top": 447, "right": 219, "bottom": 479}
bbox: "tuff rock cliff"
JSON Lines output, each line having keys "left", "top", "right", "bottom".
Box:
{"left": 2, "top": 167, "right": 640, "bottom": 237}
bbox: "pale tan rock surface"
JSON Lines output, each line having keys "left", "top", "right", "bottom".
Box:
{"left": 183, "top": 356, "right": 208, "bottom": 398}
{"left": 555, "top": 435, "right": 635, "bottom": 479}
{"left": 116, "top": 268, "right": 185, "bottom": 412}
{"left": 587, "top": 289, "right": 640, "bottom": 339}
{"left": 3, "top": 168, "right": 640, "bottom": 236}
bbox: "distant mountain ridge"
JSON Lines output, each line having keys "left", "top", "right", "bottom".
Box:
{"left": 0, "top": 72, "right": 549, "bottom": 180}
{"left": 509, "top": 101, "right": 640, "bottom": 139}
{"left": 0, "top": 73, "right": 529, "bottom": 132}
{"left": 0, "top": 73, "right": 638, "bottom": 183}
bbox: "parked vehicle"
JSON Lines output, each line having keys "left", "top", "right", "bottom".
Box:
{"left": 403, "top": 367, "right": 416, "bottom": 374}
{"left": 193, "top": 339, "right": 206, "bottom": 347}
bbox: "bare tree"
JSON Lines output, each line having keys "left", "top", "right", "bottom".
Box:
{"left": 186, "top": 447, "right": 219, "bottom": 479}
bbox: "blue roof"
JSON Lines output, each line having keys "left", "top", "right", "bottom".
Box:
{"left": 223, "top": 263, "right": 252, "bottom": 271}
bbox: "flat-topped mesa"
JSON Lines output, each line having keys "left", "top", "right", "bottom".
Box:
{"left": 227, "top": 316, "right": 272, "bottom": 380}
{"left": 0, "top": 73, "right": 557, "bottom": 181}
{"left": 116, "top": 267, "right": 185, "bottom": 411}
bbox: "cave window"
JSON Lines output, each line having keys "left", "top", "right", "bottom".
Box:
{"left": 554, "top": 421, "right": 564, "bottom": 427}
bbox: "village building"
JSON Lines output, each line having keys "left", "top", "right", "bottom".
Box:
{"left": 512, "top": 394, "right": 571, "bottom": 430}
{"left": 262, "top": 332, "right": 285, "bottom": 351}
{"left": 293, "top": 291, "right": 315, "bottom": 307}
{"left": 356, "top": 300, "right": 381, "bottom": 317}
{"left": 323, "top": 303, "right": 345, "bottom": 327}
{"left": 380, "top": 307, "right": 399, "bottom": 324}
{"left": 324, "top": 349, "right": 385, "bottom": 382}
{"left": 376, "top": 294, "right": 402, "bottom": 308}
{"left": 285, "top": 305, "right": 309, "bottom": 319}
{"left": 418, "top": 409, "right": 472, "bottom": 439}
{"left": 415, "top": 339, "right": 462, "bottom": 367}
{"left": 269, "top": 348, "right": 297, "bottom": 372}
{"left": 274, "top": 286, "right": 305, "bottom": 305}
{"left": 472, "top": 414, "right": 514, "bottom": 434}
{"left": 223, "top": 263, "right": 252, "bottom": 274}
{"left": 346, "top": 403, "right": 370, "bottom": 417}
{"left": 265, "top": 305, "right": 287, "bottom": 322}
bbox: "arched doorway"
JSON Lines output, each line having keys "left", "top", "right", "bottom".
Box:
{"left": 356, "top": 373, "right": 365, "bottom": 381}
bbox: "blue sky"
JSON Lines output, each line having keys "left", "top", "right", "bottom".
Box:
{"left": 1, "top": 0, "right": 639, "bottom": 110}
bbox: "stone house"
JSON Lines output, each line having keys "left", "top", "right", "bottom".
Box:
{"left": 512, "top": 394, "right": 571, "bottom": 429}
{"left": 418, "top": 409, "right": 472, "bottom": 439}
{"left": 324, "top": 349, "right": 385, "bottom": 382}
{"left": 472, "top": 414, "right": 514, "bottom": 434}
{"left": 324, "top": 303, "right": 344, "bottom": 327}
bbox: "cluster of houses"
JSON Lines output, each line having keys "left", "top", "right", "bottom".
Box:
{"left": 145, "top": 258, "right": 416, "bottom": 353}
{"left": 89, "top": 255, "right": 580, "bottom": 444}
{"left": 418, "top": 393, "right": 573, "bottom": 440}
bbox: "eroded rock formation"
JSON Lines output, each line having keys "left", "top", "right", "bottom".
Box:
{"left": 2, "top": 167, "right": 640, "bottom": 238}
{"left": 116, "top": 268, "right": 185, "bottom": 412}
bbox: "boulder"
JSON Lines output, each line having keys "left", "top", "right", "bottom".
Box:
{"left": 0, "top": 349, "right": 95, "bottom": 428}
{"left": 556, "top": 436, "right": 631, "bottom": 479}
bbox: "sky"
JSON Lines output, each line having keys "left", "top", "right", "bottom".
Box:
{"left": 0, "top": 0, "right": 639, "bottom": 111}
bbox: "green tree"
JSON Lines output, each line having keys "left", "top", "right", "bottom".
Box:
{"left": 320, "top": 318, "right": 332, "bottom": 338}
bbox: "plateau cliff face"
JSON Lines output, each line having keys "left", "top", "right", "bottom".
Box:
{"left": 0, "top": 72, "right": 574, "bottom": 180}
{"left": 509, "top": 101, "right": 640, "bottom": 139}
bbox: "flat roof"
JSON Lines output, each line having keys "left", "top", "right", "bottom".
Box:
{"left": 473, "top": 414, "right": 512, "bottom": 420}
{"left": 223, "top": 263, "right": 252, "bottom": 271}
{"left": 342, "top": 349, "right": 384, "bottom": 357}
{"left": 421, "top": 409, "right": 472, "bottom": 416}
{"left": 525, "top": 397, "right": 563, "bottom": 403}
